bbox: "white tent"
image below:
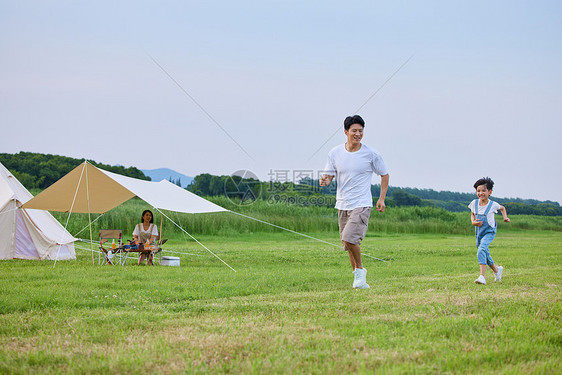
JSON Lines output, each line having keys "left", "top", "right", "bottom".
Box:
{"left": 0, "top": 162, "right": 76, "bottom": 260}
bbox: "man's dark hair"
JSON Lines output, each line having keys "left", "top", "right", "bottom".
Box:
{"left": 344, "top": 115, "right": 365, "bottom": 130}
{"left": 473, "top": 177, "right": 494, "bottom": 191}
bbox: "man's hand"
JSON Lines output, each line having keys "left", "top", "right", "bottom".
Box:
{"left": 319, "top": 174, "right": 333, "bottom": 187}
{"left": 376, "top": 174, "right": 389, "bottom": 212}
{"left": 472, "top": 219, "right": 483, "bottom": 227}
{"left": 504, "top": 217, "right": 511, "bottom": 222}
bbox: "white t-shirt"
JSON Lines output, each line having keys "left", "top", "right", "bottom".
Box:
{"left": 324, "top": 143, "right": 388, "bottom": 210}
{"left": 132, "top": 223, "right": 158, "bottom": 239}
{"left": 468, "top": 200, "right": 500, "bottom": 227}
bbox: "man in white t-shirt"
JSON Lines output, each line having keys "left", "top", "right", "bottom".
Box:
{"left": 320, "top": 115, "right": 389, "bottom": 289}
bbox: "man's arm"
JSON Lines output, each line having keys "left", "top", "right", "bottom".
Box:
{"left": 376, "top": 174, "right": 389, "bottom": 212}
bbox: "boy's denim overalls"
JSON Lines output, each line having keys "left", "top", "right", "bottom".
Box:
{"left": 473, "top": 199, "right": 496, "bottom": 266}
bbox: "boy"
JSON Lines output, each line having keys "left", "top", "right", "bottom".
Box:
{"left": 469, "top": 177, "right": 510, "bottom": 285}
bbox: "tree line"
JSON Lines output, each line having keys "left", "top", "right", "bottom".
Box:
{"left": 188, "top": 173, "right": 561, "bottom": 216}
{"left": 0, "top": 152, "right": 149, "bottom": 189}
{"left": 2, "top": 152, "right": 559, "bottom": 216}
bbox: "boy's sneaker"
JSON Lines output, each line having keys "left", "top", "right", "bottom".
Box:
{"left": 494, "top": 266, "right": 504, "bottom": 282}
{"left": 474, "top": 275, "right": 486, "bottom": 285}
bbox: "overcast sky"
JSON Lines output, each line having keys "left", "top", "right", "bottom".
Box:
{"left": 1, "top": 1, "right": 561, "bottom": 203}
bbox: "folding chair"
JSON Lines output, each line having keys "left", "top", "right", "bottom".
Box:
{"left": 99, "top": 229, "right": 123, "bottom": 265}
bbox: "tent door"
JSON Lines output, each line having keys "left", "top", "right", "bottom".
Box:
{"left": 14, "top": 209, "right": 40, "bottom": 259}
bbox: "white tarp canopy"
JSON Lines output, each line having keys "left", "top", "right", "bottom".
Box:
{"left": 23, "top": 161, "right": 227, "bottom": 214}
{"left": 0, "top": 162, "right": 76, "bottom": 260}
{"left": 21, "top": 161, "right": 235, "bottom": 269}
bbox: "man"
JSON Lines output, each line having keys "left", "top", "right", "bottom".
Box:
{"left": 319, "top": 115, "right": 389, "bottom": 289}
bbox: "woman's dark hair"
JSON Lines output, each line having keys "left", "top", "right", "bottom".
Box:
{"left": 473, "top": 177, "right": 494, "bottom": 191}
{"left": 344, "top": 115, "right": 365, "bottom": 130}
{"left": 141, "top": 209, "right": 154, "bottom": 223}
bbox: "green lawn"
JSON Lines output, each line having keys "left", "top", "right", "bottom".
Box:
{"left": 1, "top": 231, "right": 560, "bottom": 374}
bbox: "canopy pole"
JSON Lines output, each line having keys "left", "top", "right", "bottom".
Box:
{"left": 54, "top": 161, "right": 87, "bottom": 268}
{"left": 159, "top": 211, "right": 163, "bottom": 243}
{"left": 85, "top": 162, "right": 94, "bottom": 265}
{"left": 156, "top": 208, "right": 237, "bottom": 272}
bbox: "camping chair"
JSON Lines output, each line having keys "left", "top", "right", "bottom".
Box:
{"left": 99, "top": 229, "right": 124, "bottom": 265}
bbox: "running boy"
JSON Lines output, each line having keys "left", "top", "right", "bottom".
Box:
{"left": 469, "top": 177, "right": 510, "bottom": 285}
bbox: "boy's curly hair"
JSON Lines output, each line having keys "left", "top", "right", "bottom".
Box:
{"left": 473, "top": 177, "right": 494, "bottom": 190}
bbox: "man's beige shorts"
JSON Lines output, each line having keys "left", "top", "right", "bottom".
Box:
{"left": 338, "top": 207, "right": 372, "bottom": 246}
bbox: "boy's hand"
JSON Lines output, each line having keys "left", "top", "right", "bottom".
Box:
{"left": 504, "top": 217, "right": 510, "bottom": 222}
{"left": 472, "top": 219, "right": 482, "bottom": 227}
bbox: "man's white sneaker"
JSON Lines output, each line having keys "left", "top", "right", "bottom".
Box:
{"left": 353, "top": 268, "right": 367, "bottom": 288}
{"left": 475, "top": 275, "right": 486, "bottom": 285}
{"left": 494, "top": 266, "right": 503, "bottom": 282}
{"left": 360, "top": 268, "right": 367, "bottom": 287}
{"left": 357, "top": 282, "right": 370, "bottom": 290}
{"left": 352, "top": 269, "right": 361, "bottom": 288}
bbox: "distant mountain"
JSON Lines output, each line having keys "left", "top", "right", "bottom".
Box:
{"left": 141, "top": 168, "right": 194, "bottom": 188}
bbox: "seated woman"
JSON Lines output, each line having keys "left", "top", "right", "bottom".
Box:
{"left": 133, "top": 209, "right": 159, "bottom": 265}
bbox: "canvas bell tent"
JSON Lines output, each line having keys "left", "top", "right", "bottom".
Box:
{"left": 0, "top": 162, "right": 76, "bottom": 260}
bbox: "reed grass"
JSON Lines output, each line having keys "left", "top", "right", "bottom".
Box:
{"left": 52, "top": 197, "right": 562, "bottom": 242}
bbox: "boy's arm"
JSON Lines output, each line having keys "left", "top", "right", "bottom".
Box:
{"left": 471, "top": 212, "right": 482, "bottom": 227}
{"left": 499, "top": 205, "right": 510, "bottom": 222}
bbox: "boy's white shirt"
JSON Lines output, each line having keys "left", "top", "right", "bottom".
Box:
{"left": 468, "top": 200, "right": 501, "bottom": 227}
{"left": 324, "top": 143, "right": 388, "bottom": 210}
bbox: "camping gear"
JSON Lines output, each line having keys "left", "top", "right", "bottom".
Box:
{"left": 121, "top": 239, "right": 162, "bottom": 266}
{"left": 0, "top": 162, "right": 76, "bottom": 260}
{"left": 99, "top": 229, "right": 123, "bottom": 265}
{"left": 160, "top": 256, "right": 180, "bottom": 266}
{"left": 23, "top": 161, "right": 232, "bottom": 269}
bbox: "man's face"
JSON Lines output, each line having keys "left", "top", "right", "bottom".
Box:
{"left": 345, "top": 124, "right": 364, "bottom": 145}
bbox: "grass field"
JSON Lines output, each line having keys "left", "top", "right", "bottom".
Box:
{"left": 1, "top": 230, "right": 561, "bottom": 374}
